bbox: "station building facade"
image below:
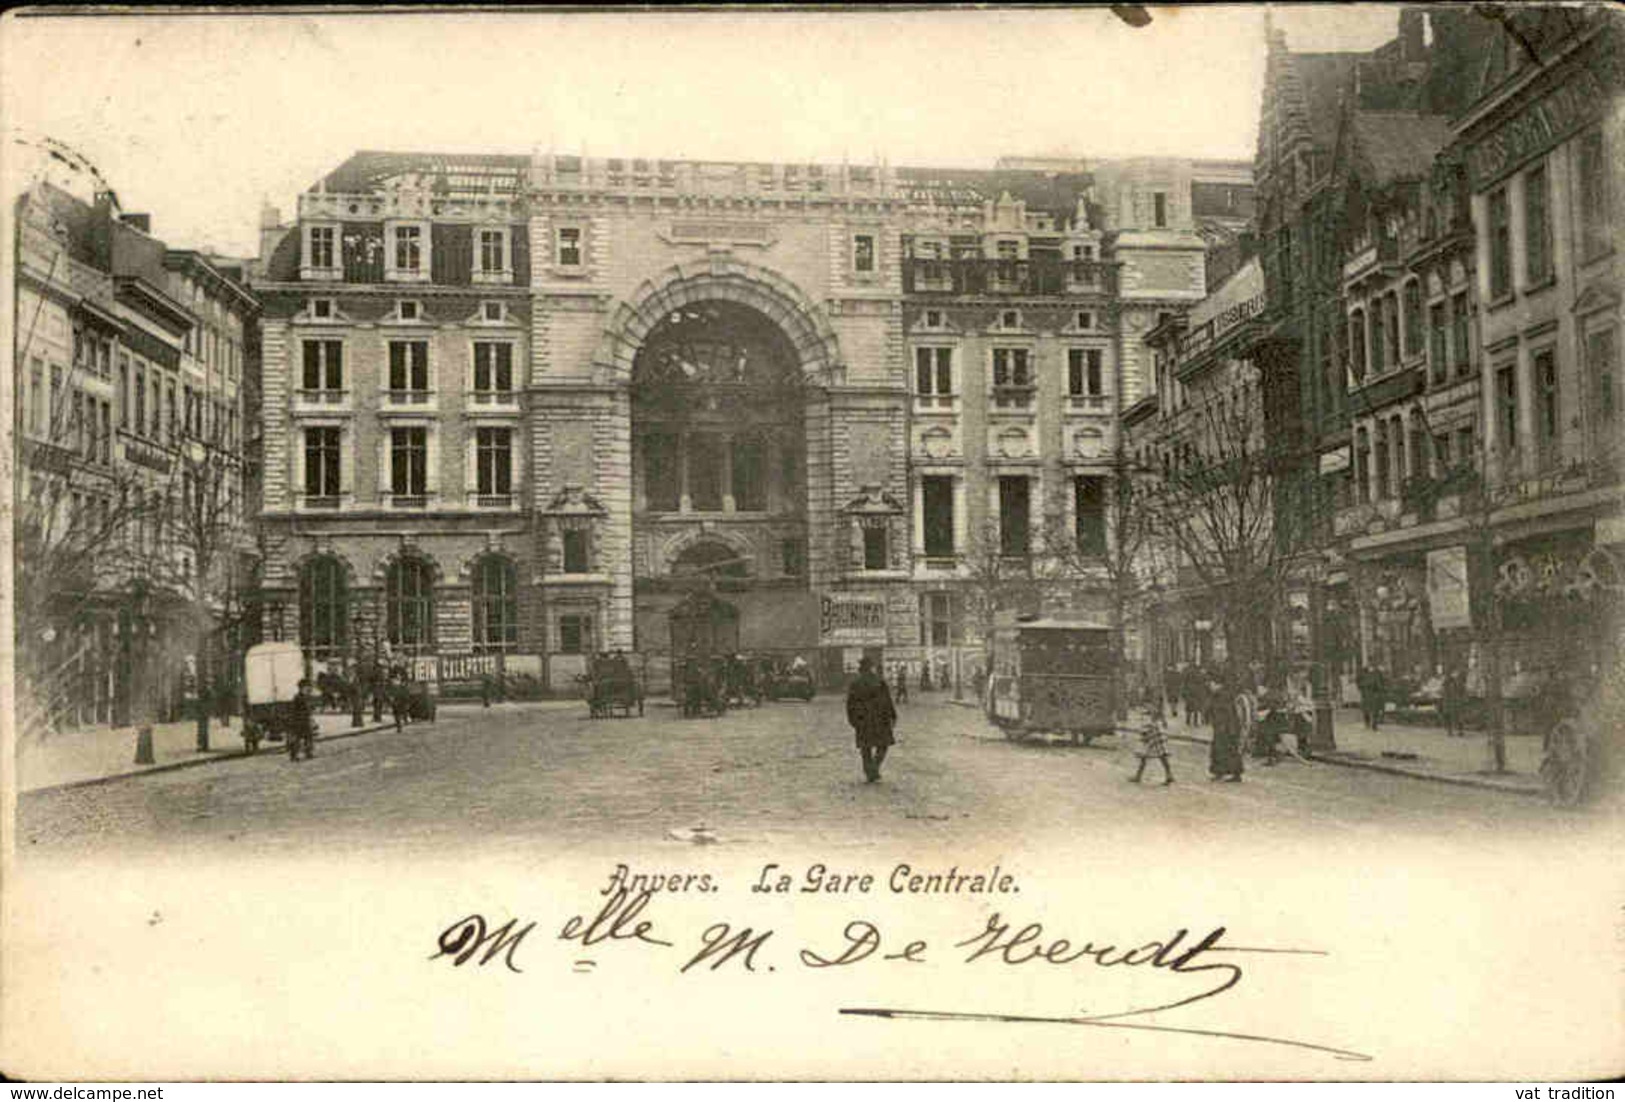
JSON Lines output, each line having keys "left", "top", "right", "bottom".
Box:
{"left": 250, "top": 151, "right": 1240, "bottom": 691}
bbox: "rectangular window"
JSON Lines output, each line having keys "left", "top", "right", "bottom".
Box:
{"left": 1375, "top": 422, "right": 1390, "bottom": 499}
{"left": 731, "top": 436, "right": 765, "bottom": 512}
{"left": 1370, "top": 305, "right": 1386, "bottom": 374}
{"left": 388, "top": 341, "right": 429, "bottom": 398}
{"left": 645, "top": 433, "right": 679, "bottom": 512}
{"left": 1534, "top": 347, "right": 1559, "bottom": 462}
{"left": 478, "top": 229, "right": 506, "bottom": 273}
{"left": 1524, "top": 162, "right": 1551, "bottom": 285}
{"left": 473, "top": 342, "right": 514, "bottom": 397}
{"left": 992, "top": 348, "right": 1032, "bottom": 407}
{"left": 167, "top": 381, "right": 177, "bottom": 439}
{"left": 781, "top": 538, "right": 805, "bottom": 578}
{"left": 1383, "top": 294, "right": 1400, "bottom": 369}
{"left": 100, "top": 402, "right": 110, "bottom": 464}
{"left": 688, "top": 433, "right": 723, "bottom": 512}
{"left": 1489, "top": 187, "right": 1511, "bottom": 299}
{"left": 1579, "top": 130, "right": 1612, "bottom": 261}
{"left": 394, "top": 225, "right": 422, "bottom": 272}
{"left": 304, "top": 427, "right": 341, "bottom": 499}
{"left": 1153, "top": 192, "right": 1168, "bottom": 228}
{"left": 1355, "top": 429, "right": 1370, "bottom": 503}
{"left": 998, "top": 476, "right": 1030, "bottom": 556}
{"left": 1068, "top": 348, "right": 1104, "bottom": 396}
{"left": 476, "top": 427, "right": 512, "bottom": 496}
{"left": 915, "top": 347, "right": 953, "bottom": 400}
{"left": 1451, "top": 293, "right": 1470, "bottom": 375}
{"left": 117, "top": 357, "right": 129, "bottom": 428}
{"left": 1350, "top": 313, "right": 1367, "bottom": 381}
{"left": 863, "top": 524, "right": 889, "bottom": 570}
{"left": 133, "top": 368, "right": 146, "bottom": 434}
{"left": 562, "top": 529, "right": 589, "bottom": 574}
{"left": 301, "top": 340, "right": 343, "bottom": 393}
{"left": 1429, "top": 302, "right": 1448, "bottom": 384}
{"left": 390, "top": 427, "right": 428, "bottom": 498}
{"left": 1456, "top": 426, "right": 1475, "bottom": 469}
{"left": 1403, "top": 282, "right": 1422, "bottom": 358}
{"left": 922, "top": 476, "right": 955, "bottom": 557}
{"left": 150, "top": 377, "right": 161, "bottom": 437}
{"left": 309, "top": 226, "right": 335, "bottom": 270}
{"left": 853, "top": 234, "right": 876, "bottom": 273}
{"left": 1074, "top": 476, "right": 1106, "bottom": 556}
{"left": 559, "top": 613, "right": 593, "bottom": 655}
{"left": 1434, "top": 433, "right": 1451, "bottom": 475}
{"left": 556, "top": 226, "right": 581, "bottom": 267}
{"left": 1589, "top": 327, "right": 1618, "bottom": 426}
{"left": 1497, "top": 364, "right": 1519, "bottom": 452}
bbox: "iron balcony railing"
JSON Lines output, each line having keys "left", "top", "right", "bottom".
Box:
{"left": 902, "top": 258, "right": 1116, "bottom": 296}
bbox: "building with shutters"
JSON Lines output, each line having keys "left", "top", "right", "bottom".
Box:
{"left": 248, "top": 151, "right": 1247, "bottom": 693}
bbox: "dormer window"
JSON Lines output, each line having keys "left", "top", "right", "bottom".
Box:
{"left": 475, "top": 226, "right": 512, "bottom": 284}
{"left": 311, "top": 298, "right": 335, "bottom": 320}
{"left": 397, "top": 300, "right": 420, "bottom": 321}
{"left": 1076, "top": 311, "right": 1093, "bottom": 330}
{"left": 1072, "top": 243, "right": 1095, "bottom": 261}
{"left": 924, "top": 309, "right": 944, "bottom": 329}
{"left": 301, "top": 223, "right": 340, "bottom": 281}
{"left": 482, "top": 301, "right": 504, "bottom": 322}
{"left": 385, "top": 221, "right": 430, "bottom": 282}
{"left": 999, "top": 309, "right": 1022, "bottom": 330}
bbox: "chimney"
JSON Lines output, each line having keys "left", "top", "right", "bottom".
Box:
{"left": 1399, "top": 8, "right": 1426, "bottom": 62}
{"left": 260, "top": 202, "right": 281, "bottom": 229}
{"left": 119, "top": 212, "right": 151, "bottom": 233}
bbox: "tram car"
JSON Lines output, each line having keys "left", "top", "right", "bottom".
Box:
{"left": 985, "top": 617, "right": 1118, "bottom": 746}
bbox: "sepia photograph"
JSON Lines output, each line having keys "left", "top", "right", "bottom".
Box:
{"left": 2, "top": 3, "right": 1623, "bottom": 1084}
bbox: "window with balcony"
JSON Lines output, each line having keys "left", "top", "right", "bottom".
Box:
{"left": 1524, "top": 162, "right": 1552, "bottom": 286}
{"left": 390, "top": 427, "right": 428, "bottom": 503}
{"left": 1579, "top": 129, "right": 1612, "bottom": 262}
{"left": 1074, "top": 475, "right": 1106, "bottom": 556}
{"left": 1068, "top": 348, "right": 1104, "bottom": 401}
{"left": 992, "top": 348, "right": 1032, "bottom": 408}
{"left": 1534, "top": 347, "right": 1559, "bottom": 466}
{"left": 303, "top": 426, "right": 342, "bottom": 505}
{"left": 1429, "top": 301, "right": 1448, "bottom": 384}
{"left": 388, "top": 341, "right": 430, "bottom": 403}
{"left": 476, "top": 426, "right": 512, "bottom": 501}
{"left": 1588, "top": 327, "right": 1617, "bottom": 431}
{"left": 472, "top": 342, "right": 514, "bottom": 403}
{"left": 998, "top": 477, "right": 1030, "bottom": 557}
{"left": 915, "top": 347, "right": 954, "bottom": 408}
{"left": 301, "top": 339, "right": 344, "bottom": 401}
{"left": 1403, "top": 281, "right": 1422, "bottom": 359}
{"left": 922, "top": 476, "right": 955, "bottom": 558}
{"left": 1488, "top": 186, "right": 1511, "bottom": 299}
{"left": 1497, "top": 364, "right": 1519, "bottom": 454}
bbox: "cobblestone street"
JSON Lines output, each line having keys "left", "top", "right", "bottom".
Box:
{"left": 17, "top": 695, "right": 1589, "bottom": 861}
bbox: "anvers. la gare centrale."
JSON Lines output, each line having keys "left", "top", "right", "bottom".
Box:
{"left": 596, "top": 862, "right": 1018, "bottom": 896}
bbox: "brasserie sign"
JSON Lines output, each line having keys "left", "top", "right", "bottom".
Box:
{"left": 1465, "top": 57, "right": 1613, "bottom": 188}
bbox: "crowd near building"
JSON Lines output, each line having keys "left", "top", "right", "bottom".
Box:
{"left": 11, "top": 5, "right": 1622, "bottom": 731}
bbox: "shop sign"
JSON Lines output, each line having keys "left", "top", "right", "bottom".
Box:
{"left": 1427, "top": 546, "right": 1472, "bottom": 630}
{"left": 1319, "top": 446, "right": 1351, "bottom": 475}
{"left": 820, "top": 594, "right": 888, "bottom": 645}
{"left": 1465, "top": 62, "right": 1611, "bottom": 188}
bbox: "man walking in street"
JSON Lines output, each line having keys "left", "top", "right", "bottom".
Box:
{"left": 846, "top": 657, "right": 897, "bottom": 783}
{"left": 893, "top": 664, "right": 909, "bottom": 705}
{"left": 1442, "top": 662, "right": 1467, "bottom": 737}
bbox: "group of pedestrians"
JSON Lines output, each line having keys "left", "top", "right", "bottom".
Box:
{"left": 1145, "top": 662, "right": 1316, "bottom": 784}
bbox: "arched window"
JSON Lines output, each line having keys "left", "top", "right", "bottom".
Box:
{"left": 386, "top": 555, "right": 436, "bottom": 654}
{"left": 472, "top": 555, "right": 518, "bottom": 654}
{"left": 299, "top": 555, "right": 348, "bottom": 660}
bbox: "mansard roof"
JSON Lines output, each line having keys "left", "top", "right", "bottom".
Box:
{"left": 316, "top": 150, "right": 530, "bottom": 199}
{"left": 892, "top": 166, "right": 1095, "bottom": 220}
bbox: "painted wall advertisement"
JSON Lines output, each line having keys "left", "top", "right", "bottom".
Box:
{"left": 1427, "top": 546, "right": 1472, "bottom": 630}
{"left": 820, "top": 594, "right": 888, "bottom": 645}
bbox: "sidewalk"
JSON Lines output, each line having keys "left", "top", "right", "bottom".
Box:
{"left": 15, "top": 711, "right": 393, "bottom": 795}
{"left": 1153, "top": 705, "right": 1545, "bottom": 795}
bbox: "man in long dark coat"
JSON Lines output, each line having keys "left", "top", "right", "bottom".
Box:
{"left": 845, "top": 658, "right": 897, "bottom": 783}
{"left": 1207, "top": 668, "right": 1245, "bottom": 781}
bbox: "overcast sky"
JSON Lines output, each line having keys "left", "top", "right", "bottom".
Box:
{"left": 2, "top": 5, "right": 1399, "bottom": 258}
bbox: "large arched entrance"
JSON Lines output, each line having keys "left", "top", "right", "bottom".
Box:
{"left": 629, "top": 299, "right": 818, "bottom": 671}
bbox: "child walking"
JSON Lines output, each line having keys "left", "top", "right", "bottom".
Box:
{"left": 1131, "top": 709, "right": 1175, "bottom": 786}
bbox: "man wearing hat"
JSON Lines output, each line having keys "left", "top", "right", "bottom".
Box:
{"left": 845, "top": 657, "right": 897, "bottom": 783}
